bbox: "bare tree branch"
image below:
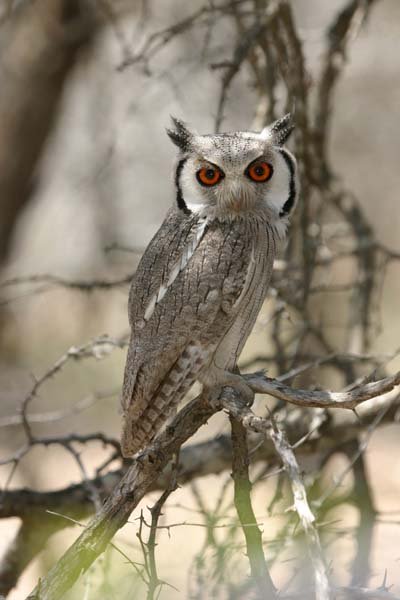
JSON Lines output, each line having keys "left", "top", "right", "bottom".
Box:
{"left": 0, "top": 272, "right": 134, "bottom": 292}
{"left": 25, "top": 392, "right": 218, "bottom": 600}
{"left": 230, "top": 416, "right": 276, "bottom": 599}
{"left": 245, "top": 370, "right": 400, "bottom": 410}
{"left": 145, "top": 454, "right": 180, "bottom": 599}
{"left": 315, "top": 0, "right": 379, "bottom": 171}
{"left": 214, "top": 3, "right": 280, "bottom": 132}
{"left": 268, "top": 417, "right": 331, "bottom": 600}
{"left": 17, "top": 335, "right": 127, "bottom": 442}
{"left": 21, "top": 366, "right": 400, "bottom": 599}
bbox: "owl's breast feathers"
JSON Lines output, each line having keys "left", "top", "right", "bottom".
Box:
{"left": 121, "top": 208, "right": 276, "bottom": 456}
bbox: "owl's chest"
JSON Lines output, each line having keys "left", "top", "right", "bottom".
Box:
{"left": 207, "top": 223, "right": 276, "bottom": 369}
{"left": 220, "top": 221, "right": 275, "bottom": 309}
{"left": 192, "top": 217, "right": 274, "bottom": 297}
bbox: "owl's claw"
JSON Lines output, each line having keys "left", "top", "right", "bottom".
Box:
{"left": 226, "top": 374, "right": 255, "bottom": 406}
{"left": 206, "top": 372, "right": 255, "bottom": 407}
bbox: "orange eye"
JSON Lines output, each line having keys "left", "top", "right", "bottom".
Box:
{"left": 196, "top": 166, "right": 224, "bottom": 187}
{"left": 246, "top": 161, "right": 273, "bottom": 183}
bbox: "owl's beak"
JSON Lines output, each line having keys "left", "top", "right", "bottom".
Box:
{"left": 223, "top": 180, "right": 248, "bottom": 212}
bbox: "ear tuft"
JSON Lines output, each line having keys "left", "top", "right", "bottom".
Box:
{"left": 261, "top": 113, "right": 295, "bottom": 146}
{"left": 166, "top": 116, "right": 194, "bottom": 152}
{"left": 270, "top": 113, "right": 295, "bottom": 145}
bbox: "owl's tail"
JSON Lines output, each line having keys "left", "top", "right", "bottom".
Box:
{"left": 121, "top": 341, "right": 213, "bottom": 457}
{"left": 120, "top": 367, "right": 198, "bottom": 458}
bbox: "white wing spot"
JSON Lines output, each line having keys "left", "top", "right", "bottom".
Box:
{"left": 167, "top": 263, "right": 181, "bottom": 287}
{"left": 144, "top": 295, "right": 157, "bottom": 321}
{"left": 156, "top": 283, "right": 168, "bottom": 303}
{"left": 232, "top": 244, "right": 256, "bottom": 310}
{"left": 143, "top": 218, "right": 208, "bottom": 322}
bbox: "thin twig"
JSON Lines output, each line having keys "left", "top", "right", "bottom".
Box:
{"left": 146, "top": 452, "right": 180, "bottom": 599}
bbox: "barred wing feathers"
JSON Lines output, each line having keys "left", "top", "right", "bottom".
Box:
{"left": 121, "top": 209, "right": 254, "bottom": 456}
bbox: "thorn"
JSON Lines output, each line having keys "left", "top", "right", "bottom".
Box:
{"left": 255, "top": 368, "right": 268, "bottom": 377}
{"left": 352, "top": 408, "right": 363, "bottom": 424}
{"left": 377, "top": 568, "right": 392, "bottom": 592}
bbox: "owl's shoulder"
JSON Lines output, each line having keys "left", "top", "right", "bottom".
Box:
{"left": 127, "top": 209, "right": 198, "bottom": 322}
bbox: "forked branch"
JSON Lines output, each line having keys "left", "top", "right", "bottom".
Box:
{"left": 25, "top": 369, "right": 400, "bottom": 599}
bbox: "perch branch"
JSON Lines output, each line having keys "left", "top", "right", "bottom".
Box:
{"left": 26, "top": 392, "right": 218, "bottom": 600}
{"left": 23, "top": 368, "right": 400, "bottom": 599}
{"left": 245, "top": 370, "right": 400, "bottom": 409}
{"left": 2, "top": 386, "right": 399, "bottom": 522}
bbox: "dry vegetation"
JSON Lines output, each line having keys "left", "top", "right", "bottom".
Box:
{"left": 0, "top": 1, "right": 400, "bottom": 599}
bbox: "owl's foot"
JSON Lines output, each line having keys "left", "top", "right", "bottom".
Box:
{"left": 205, "top": 371, "right": 255, "bottom": 407}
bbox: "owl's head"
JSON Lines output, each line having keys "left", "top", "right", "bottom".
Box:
{"left": 167, "top": 115, "right": 298, "bottom": 229}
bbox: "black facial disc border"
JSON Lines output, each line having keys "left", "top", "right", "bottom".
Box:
{"left": 175, "top": 158, "right": 192, "bottom": 215}
{"left": 278, "top": 148, "right": 297, "bottom": 217}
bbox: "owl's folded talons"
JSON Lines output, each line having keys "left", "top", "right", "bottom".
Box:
{"left": 206, "top": 372, "right": 255, "bottom": 409}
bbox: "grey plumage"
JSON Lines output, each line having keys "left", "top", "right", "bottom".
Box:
{"left": 121, "top": 116, "right": 299, "bottom": 457}
{"left": 269, "top": 113, "right": 295, "bottom": 146}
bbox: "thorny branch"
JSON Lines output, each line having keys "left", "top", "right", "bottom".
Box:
{"left": 17, "top": 335, "right": 128, "bottom": 444}
{"left": 116, "top": 0, "right": 256, "bottom": 71}
{"left": 143, "top": 453, "right": 180, "bottom": 600}
{"left": 1, "top": 387, "right": 398, "bottom": 522}
{"left": 0, "top": 272, "right": 134, "bottom": 293}
{"left": 214, "top": 3, "right": 280, "bottom": 132}
{"left": 316, "top": 0, "right": 379, "bottom": 171}
{"left": 23, "top": 372, "right": 400, "bottom": 599}
{"left": 24, "top": 392, "right": 217, "bottom": 600}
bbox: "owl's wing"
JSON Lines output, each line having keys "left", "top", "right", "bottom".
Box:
{"left": 121, "top": 209, "right": 258, "bottom": 456}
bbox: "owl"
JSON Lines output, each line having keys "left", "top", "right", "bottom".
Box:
{"left": 121, "top": 115, "right": 299, "bottom": 457}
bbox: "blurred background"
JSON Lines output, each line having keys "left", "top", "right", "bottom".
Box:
{"left": 0, "top": 0, "right": 399, "bottom": 598}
